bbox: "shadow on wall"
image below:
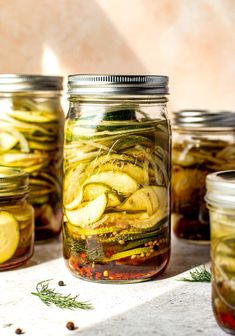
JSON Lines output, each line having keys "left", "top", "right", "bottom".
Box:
{"left": 0, "top": 0, "right": 147, "bottom": 75}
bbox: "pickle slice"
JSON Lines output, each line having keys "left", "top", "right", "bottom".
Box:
{"left": 83, "top": 182, "right": 121, "bottom": 207}
{"left": 94, "top": 161, "right": 146, "bottom": 185}
{"left": 85, "top": 171, "right": 138, "bottom": 196}
{"left": 0, "top": 132, "right": 18, "bottom": 152}
{"left": 0, "top": 211, "right": 20, "bottom": 264}
{"left": 65, "top": 193, "right": 108, "bottom": 227}
{"left": 117, "top": 186, "right": 159, "bottom": 215}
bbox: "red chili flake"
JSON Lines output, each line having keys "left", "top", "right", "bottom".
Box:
{"left": 80, "top": 253, "right": 87, "bottom": 260}
{"left": 217, "top": 312, "right": 235, "bottom": 329}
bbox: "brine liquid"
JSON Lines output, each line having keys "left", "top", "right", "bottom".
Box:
{"left": 212, "top": 281, "right": 235, "bottom": 335}
{"left": 63, "top": 223, "right": 170, "bottom": 282}
{"left": 63, "top": 116, "right": 171, "bottom": 282}
{"left": 211, "top": 233, "right": 235, "bottom": 334}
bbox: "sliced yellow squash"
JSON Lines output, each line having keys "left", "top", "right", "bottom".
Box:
{"left": 117, "top": 186, "right": 165, "bottom": 216}
{"left": 85, "top": 171, "right": 138, "bottom": 196}
{"left": 95, "top": 161, "right": 146, "bottom": 185}
{"left": 0, "top": 132, "right": 18, "bottom": 152}
{"left": 83, "top": 182, "right": 121, "bottom": 207}
{"left": 153, "top": 186, "right": 168, "bottom": 212}
{"left": 0, "top": 211, "right": 20, "bottom": 264}
{"left": 117, "top": 187, "right": 154, "bottom": 214}
{"left": 65, "top": 193, "right": 108, "bottom": 227}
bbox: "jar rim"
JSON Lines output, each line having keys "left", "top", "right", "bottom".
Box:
{"left": 173, "top": 109, "right": 235, "bottom": 128}
{"left": 205, "top": 170, "right": 235, "bottom": 208}
{"left": 0, "top": 167, "right": 29, "bottom": 196}
{"left": 0, "top": 74, "right": 63, "bottom": 92}
{"left": 67, "top": 74, "right": 169, "bottom": 96}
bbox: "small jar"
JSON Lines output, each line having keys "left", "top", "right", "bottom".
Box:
{"left": 205, "top": 170, "right": 235, "bottom": 334}
{"left": 0, "top": 167, "right": 34, "bottom": 270}
{"left": 171, "top": 110, "right": 235, "bottom": 243}
{"left": 63, "top": 74, "right": 171, "bottom": 283}
{"left": 0, "top": 75, "right": 64, "bottom": 241}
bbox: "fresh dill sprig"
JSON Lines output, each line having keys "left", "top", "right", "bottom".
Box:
{"left": 180, "top": 265, "right": 211, "bottom": 282}
{"left": 31, "top": 280, "right": 93, "bottom": 310}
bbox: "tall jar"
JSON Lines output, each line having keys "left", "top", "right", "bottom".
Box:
{"left": 205, "top": 170, "right": 235, "bottom": 334}
{"left": 63, "top": 74, "right": 171, "bottom": 283}
{"left": 0, "top": 167, "right": 34, "bottom": 270}
{"left": 0, "top": 75, "right": 64, "bottom": 241}
{"left": 171, "top": 110, "right": 235, "bottom": 243}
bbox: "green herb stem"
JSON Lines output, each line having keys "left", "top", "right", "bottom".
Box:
{"left": 180, "top": 265, "right": 211, "bottom": 282}
{"left": 31, "top": 280, "right": 93, "bottom": 310}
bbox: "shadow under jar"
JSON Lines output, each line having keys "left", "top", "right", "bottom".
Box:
{"left": 0, "top": 75, "right": 64, "bottom": 241}
{"left": 171, "top": 110, "right": 235, "bottom": 243}
{"left": 0, "top": 167, "right": 34, "bottom": 270}
{"left": 63, "top": 74, "right": 171, "bottom": 283}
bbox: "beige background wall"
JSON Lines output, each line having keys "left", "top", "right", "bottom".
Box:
{"left": 0, "top": 0, "right": 234, "bottom": 111}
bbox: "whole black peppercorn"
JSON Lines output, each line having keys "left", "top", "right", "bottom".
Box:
{"left": 58, "top": 280, "right": 65, "bottom": 286}
{"left": 15, "top": 328, "right": 23, "bottom": 334}
{"left": 66, "top": 321, "right": 76, "bottom": 330}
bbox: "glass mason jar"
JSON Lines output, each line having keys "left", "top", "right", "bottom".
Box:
{"left": 0, "top": 167, "right": 34, "bottom": 270}
{"left": 172, "top": 110, "right": 235, "bottom": 243}
{"left": 0, "top": 75, "right": 64, "bottom": 241}
{"left": 205, "top": 170, "right": 235, "bottom": 334}
{"left": 63, "top": 74, "right": 171, "bottom": 283}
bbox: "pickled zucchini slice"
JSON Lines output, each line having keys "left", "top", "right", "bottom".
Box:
{"left": 153, "top": 186, "right": 168, "bottom": 211}
{"left": 85, "top": 171, "right": 138, "bottom": 196}
{"left": 0, "top": 132, "right": 18, "bottom": 152}
{"left": 65, "top": 193, "right": 108, "bottom": 227}
{"left": 6, "top": 110, "right": 58, "bottom": 123}
{"left": 94, "top": 161, "right": 146, "bottom": 185}
{"left": 117, "top": 186, "right": 159, "bottom": 215}
{"left": 0, "top": 211, "right": 19, "bottom": 264}
{"left": 83, "top": 182, "right": 121, "bottom": 207}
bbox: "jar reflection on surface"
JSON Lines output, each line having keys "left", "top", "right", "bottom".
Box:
{"left": 0, "top": 75, "right": 64, "bottom": 241}
{"left": 0, "top": 167, "right": 34, "bottom": 270}
{"left": 63, "top": 75, "right": 171, "bottom": 283}
{"left": 206, "top": 171, "right": 235, "bottom": 334}
{"left": 172, "top": 110, "right": 235, "bottom": 243}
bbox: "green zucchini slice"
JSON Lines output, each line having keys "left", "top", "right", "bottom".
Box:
{"left": 65, "top": 193, "right": 108, "bottom": 227}
{"left": 117, "top": 186, "right": 159, "bottom": 215}
{"left": 83, "top": 182, "right": 121, "bottom": 207}
{"left": 0, "top": 132, "right": 18, "bottom": 152}
{"left": 85, "top": 171, "right": 138, "bottom": 196}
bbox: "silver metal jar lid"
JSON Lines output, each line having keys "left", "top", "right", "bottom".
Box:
{"left": 173, "top": 110, "right": 235, "bottom": 128}
{"left": 205, "top": 170, "right": 235, "bottom": 208}
{"left": 0, "top": 167, "right": 29, "bottom": 196}
{"left": 68, "top": 74, "right": 169, "bottom": 96}
{"left": 0, "top": 74, "right": 63, "bottom": 92}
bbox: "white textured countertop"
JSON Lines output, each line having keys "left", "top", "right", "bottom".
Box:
{"left": 0, "top": 233, "right": 225, "bottom": 336}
